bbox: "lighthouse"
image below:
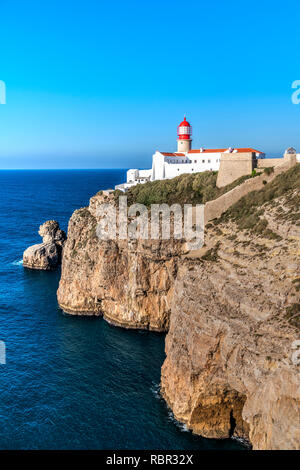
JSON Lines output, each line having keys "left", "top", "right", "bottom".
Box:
{"left": 177, "top": 116, "right": 192, "bottom": 152}
{"left": 116, "top": 114, "right": 266, "bottom": 191}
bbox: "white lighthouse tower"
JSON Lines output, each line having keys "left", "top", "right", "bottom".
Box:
{"left": 177, "top": 116, "right": 192, "bottom": 152}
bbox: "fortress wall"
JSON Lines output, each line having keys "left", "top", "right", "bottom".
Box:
{"left": 216, "top": 153, "right": 255, "bottom": 188}
{"left": 257, "top": 158, "right": 283, "bottom": 168}
{"left": 204, "top": 159, "right": 298, "bottom": 224}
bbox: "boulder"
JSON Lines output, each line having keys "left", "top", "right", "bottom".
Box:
{"left": 23, "top": 220, "right": 66, "bottom": 270}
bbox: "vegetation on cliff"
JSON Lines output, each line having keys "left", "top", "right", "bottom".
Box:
{"left": 217, "top": 164, "right": 300, "bottom": 237}
{"left": 115, "top": 170, "right": 260, "bottom": 207}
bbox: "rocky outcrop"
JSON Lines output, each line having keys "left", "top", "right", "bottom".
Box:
{"left": 161, "top": 188, "right": 300, "bottom": 449}
{"left": 57, "top": 191, "right": 185, "bottom": 330}
{"left": 23, "top": 220, "right": 66, "bottom": 270}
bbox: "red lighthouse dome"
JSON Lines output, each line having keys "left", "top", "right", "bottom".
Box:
{"left": 177, "top": 116, "right": 192, "bottom": 152}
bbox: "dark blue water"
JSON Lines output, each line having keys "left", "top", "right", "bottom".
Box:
{"left": 0, "top": 170, "right": 244, "bottom": 450}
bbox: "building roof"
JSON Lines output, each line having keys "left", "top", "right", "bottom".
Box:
{"left": 161, "top": 152, "right": 185, "bottom": 157}
{"left": 188, "top": 148, "right": 264, "bottom": 154}
{"left": 160, "top": 148, "right": 264, "bottom": 157}
{"left": 188, "top": 148, "right": 227, "bottom": 154}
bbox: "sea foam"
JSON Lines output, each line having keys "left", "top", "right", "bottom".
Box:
{"left": 12, "top": 259, "right": 23, "bottom": 266}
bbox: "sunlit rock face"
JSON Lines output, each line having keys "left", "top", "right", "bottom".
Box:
{"left": 57, "top": 191, "right": 186, "bottom": 330}
{"left": 161, "top": 188, "right": 300, "bottom": 450}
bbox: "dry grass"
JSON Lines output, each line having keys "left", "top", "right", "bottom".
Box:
{"left": 217, "top": 165, "right": 300, "bottom": 238}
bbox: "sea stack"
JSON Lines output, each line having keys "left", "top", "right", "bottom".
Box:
{"left": 23, "top": 220, "right": 66, "bottom": 270}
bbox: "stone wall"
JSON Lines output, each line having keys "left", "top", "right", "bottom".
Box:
{"left": 257, "top": 158, "right": 283, "bottom": 168}
{"left": 205, "top": 158, "right": 298, "bottom": 224}
{"left": 216, "top": 152, "right": 255, "bottom": 188}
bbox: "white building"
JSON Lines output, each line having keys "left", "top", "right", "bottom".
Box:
{"left": 115, "top": 117, "right": 265, "bottom": 191}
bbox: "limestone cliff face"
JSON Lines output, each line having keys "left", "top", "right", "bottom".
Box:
{"left": 57, "top": 169, "right": 300, "bottom": 449}
{"left": 57, "top": 191, "right": 185, "bottom": 331}
{"left": 161, "top": 191, "right": 300, "bottom": 450}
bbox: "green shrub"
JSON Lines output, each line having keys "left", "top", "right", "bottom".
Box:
{"left": 77, "top": 207, "right": 91, "bottom": 218}
{"left": 286, "top": 303, "right": 300, "bottom": 329}
{"left": 264, "top": 167, "right": 274, "bottom": 176}
{"left": 292, "top": 278, "right": 300, "bottom": 292}
{"left": 201, "top": 242, "right": 220, "bottom": 261}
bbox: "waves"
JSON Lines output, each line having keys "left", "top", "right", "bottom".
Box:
{"left": 150, "top": 381, "right": 189, "bottom": 433}
{"left": 12, "top": 259, "right": 23, "bottom": 266}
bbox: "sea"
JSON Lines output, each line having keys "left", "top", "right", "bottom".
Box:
{"left": 0, "top": 170, "right": 245, "bottom": 450}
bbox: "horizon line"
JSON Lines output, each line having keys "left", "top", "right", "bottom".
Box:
{"left": 0, "top": 168, "right": 130, "bottom": 171}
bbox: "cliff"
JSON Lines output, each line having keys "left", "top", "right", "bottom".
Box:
{"left": 57, "top": 190, "right": 185, "bottom": 331}
{"left": 57, "top": 165, "right": 300, "bottom": 449}
{"left": 161, "top": 166, "right": 300, "bottom": 449}
{"left": 57, "top": 170, "right": 266, "bottom": 329}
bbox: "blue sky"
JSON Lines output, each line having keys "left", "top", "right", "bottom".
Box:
{"left": 0, "top": 0, "right": 299, "bottom": 168}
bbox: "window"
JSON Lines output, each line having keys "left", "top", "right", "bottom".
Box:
{"left": 208, "top": 159, "right": 211, "bottom": 163}
{"left": 194, "top": 160, "right": 197, "bottom": 163}
{"left": 202, "top": 160, "right": 205, "bottom": 163}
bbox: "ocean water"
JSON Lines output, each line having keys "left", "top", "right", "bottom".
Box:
{"left": 0, "top": 170, "right": 245, "bottom": 450}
